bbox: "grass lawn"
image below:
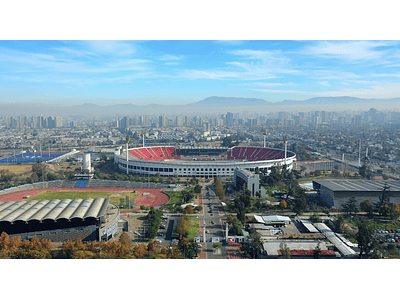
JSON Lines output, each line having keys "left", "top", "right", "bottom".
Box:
{"left": 162, "top": 191, "right": 183, "bottom": 210}
{"left": 0, "top": 164, "right": 32, "bottom": 175}
{"left": 29, "top": 191, "right": 137, "bottom": 204}
{"left": 343, "top": 215, "right": 400, "bottom": 231}
{"left": 109, "top": 192, "right": 138, "bottom": 207}
{"left": 186, "top": 218, "right": 200, "bottom": 241}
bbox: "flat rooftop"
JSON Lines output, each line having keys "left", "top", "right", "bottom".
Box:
{"left": 313, "top": 180, "right": 400, "bottom": 192}
{"left": 236, "top": 168, "right": 255, "bottom": 177}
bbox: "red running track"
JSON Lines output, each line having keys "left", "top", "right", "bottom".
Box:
{"left": 0, "top": 187, "right": 170, "bottom": 207}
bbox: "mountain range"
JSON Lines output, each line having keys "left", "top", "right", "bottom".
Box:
{"left": 2, "top": 96, "right": 400, "bottom": 116}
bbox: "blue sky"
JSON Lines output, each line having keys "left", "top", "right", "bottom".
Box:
{"left": 1, "top": 40, "right": 400, "bottom": 106}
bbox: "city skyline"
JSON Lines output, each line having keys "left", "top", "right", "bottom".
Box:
{"left": 2, "top": 40, "right": 400, "bottom": 107}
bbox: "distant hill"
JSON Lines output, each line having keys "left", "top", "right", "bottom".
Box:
{"left": 280, "top": 96, "right": 400, "bottom": 105}
{"left": 2, "top": 96, "right": 400, "bottom": 116}
{"left": 189, "top": 96, "right": 269, "bottom": 107}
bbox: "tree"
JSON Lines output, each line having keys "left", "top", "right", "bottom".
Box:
{"left": 146, "top": 207, "right": 163, "bottom": 239}
{"left": 279, "top": 199, "right": 288, "bottom": 209}
{"left": 176, "top": 215, "right": 189, "bottom": 237}
{"left": 183, "top": 205, "right": 194, "bottom": 215}
{"left": 333, "top": 215, "right": 344, "bottom": 233}
{"left": 229, "top": 217, "right": 243, "bottom": 235}
{"left": 119, "top": 232, "right": 131, "bottom": 247}
{"left": 342, "top": 197, "right": 359, "bottom": 215}
{"left": 221, "top": 136, "right": 237, "bottom": 148}
{"left": 195, "top": 205, "right": 203, "bottom": 212}
{"left": 375, "top": 182, "right": 391, "bottom": 216}
{"left": 237, "top": 208, "right": 246, "bottom": 225}
{"left": 293, "top": 192, "right": 308, "bottom": 215}
{"left": 356, "top": 221, "right": 376, "bottom": 258}
{"left": 279, "top": 242, "right": 291, "bottom": 259}
{"left": 309, "top": 213, "right": 321, "bottom": 223}
{"left": 255, "top": 191, "right": 261, "bottom": 199}
{"left": 226, "top": 214, "right": 235, "bottom": 224}
{"left": 194, "top": 184, "right": 202, "bottom": 194}
{"left": 181, "top": 189, "right": 194, "bottom": 204}
{"left": 61, "top": 240, "right": 76, "bottom": 258}
{"left": 360, "top": 199, "right": 373, "bottom": 216}
{"left": 248, "top": 231, "right": 262, "bottom": 259}
{"left": 179, "top": 238, "right": 200, "bottom": 259}
{"left": 314, "top": 242, "right": 322, "bottom": 259}
{"left": 359, "top": 157, "right": 373, "bottom": 179}
{"left": 389, "top": 203, "right": 400, "bottom": 221}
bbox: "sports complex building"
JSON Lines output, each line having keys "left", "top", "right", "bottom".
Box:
{"left": 313, "top": 179, "right": 400, "bottom": 208}
{"left": 0, "top": 197, "right": 120, "bottom": 242}
{"left": 114, "top": 146, "right": 296, "bottom": 178}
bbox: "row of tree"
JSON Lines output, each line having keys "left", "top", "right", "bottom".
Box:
{"left": 341, "top": 183, "right": 400, "bottom": 220}
{"left": 260, "top": 165, "right": 308, "bottom": 214}
{"left": 146, "top": 207, "right": 164, "bottom": 239}
{"left": 0, "top": 231, "right": 186, "bottom": 259}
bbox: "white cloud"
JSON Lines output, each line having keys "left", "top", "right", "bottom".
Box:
{"left": 301, "top": 41, "right": 392, "bottom": 61}
{"left": 163, "top": 62, "right": 179, "bottom": 66}
{"left": 80, "top": 41, "right": 136, "bottom": 56}
{"left": 318, "top": 81, "right": 331, "bottom": 86}
{"left": 51, "top": 47, "right": 94, "bottom": 58}
{"left": 229, "top": 49, "right": 290, "bottom": 64}
{"left": 371, "top": 72, "right": 400, "bottom": 77}
{"left": 311, "top": 69, "right": 360, "bottom": 79}
{"left": 159, "top": 54, "right": 183, "bottom": 61}
{"left": 230, "top": 82, "right": 295, "bottom": 87}
{"left": 178, "top": 69, "right": 242, "bottom": 80}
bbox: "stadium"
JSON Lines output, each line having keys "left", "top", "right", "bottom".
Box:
{"left": 0, "top": 197, "right": 120, "bottom": 242}
{"left": 114, "top": 146, "right": 296, "bottom": 178}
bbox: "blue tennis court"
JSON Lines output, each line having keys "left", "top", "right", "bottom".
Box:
{"left": 0, "top": 152, "right": 67, "bottom": 163}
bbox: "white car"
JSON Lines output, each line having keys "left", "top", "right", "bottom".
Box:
{"left": 206, "top": 230, "right": 210, "bottom": 233}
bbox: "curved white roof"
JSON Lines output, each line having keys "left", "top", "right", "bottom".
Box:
{"left": 0, "top": 198, "right": 110, "bottom": 224}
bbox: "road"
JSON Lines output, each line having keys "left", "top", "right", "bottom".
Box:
{"left": 128, "top": 181, "right": 228, "bottom": 258}
{"left": 200, "top": 182, "right": 228, "bottom": 259}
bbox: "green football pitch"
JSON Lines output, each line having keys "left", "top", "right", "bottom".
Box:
{"left": 28, "top": 190, "right": 138, "bottom": 206}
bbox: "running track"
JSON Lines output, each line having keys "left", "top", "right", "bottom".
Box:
{"left": 0, "top": 187, "right": 170, "bottom": 207}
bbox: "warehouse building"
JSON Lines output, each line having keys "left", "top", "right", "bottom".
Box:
{"left": 313, "top": 179, "right": 400, "bottom": 208}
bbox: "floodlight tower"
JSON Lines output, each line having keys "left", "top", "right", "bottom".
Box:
{"left": 358, "top": 139, "right": 361, "bottom": 167}
{"left": 125, "top": 136, "right": 130, "bottom": 175}
{"left": 283, "top": 135, "right": 288, "bottom": 166}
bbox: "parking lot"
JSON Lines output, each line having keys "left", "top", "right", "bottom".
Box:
{"left": 376, "top": 228, "right": 400, "bottom": 246}
{"left": 125, "top": 213, "right": 180, "bottom": 246}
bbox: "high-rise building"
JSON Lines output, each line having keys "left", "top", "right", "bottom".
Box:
{"left": 176, "top": 115, "right": 184, "bottom": 127}
{"left": 203, "top": 122, "right": 211, "bottom": 133}
{"left": 184, "top": 116, "right": 191, "bottom": 127}
{"left": 226, "top": 112, "right": 234, "bottom": 126}
{"left": 55, "top": 116, "right": 63, "bottom": 128}
{"left": 119, "top": 116, "right": 128, "bottom": 130}
{"left": 159, "top": 115, "right": 167, "bottom": 127}
{"left": 47, "top": 116, "right": 55, "bottom": 128}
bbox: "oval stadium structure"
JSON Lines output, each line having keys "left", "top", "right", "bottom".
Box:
{"left": 114, "top": 146, "right": 296, "bottom": 178}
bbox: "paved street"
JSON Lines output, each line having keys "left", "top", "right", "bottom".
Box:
{"left": 200, "top": 182, "right": 228, "bottom": 259}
